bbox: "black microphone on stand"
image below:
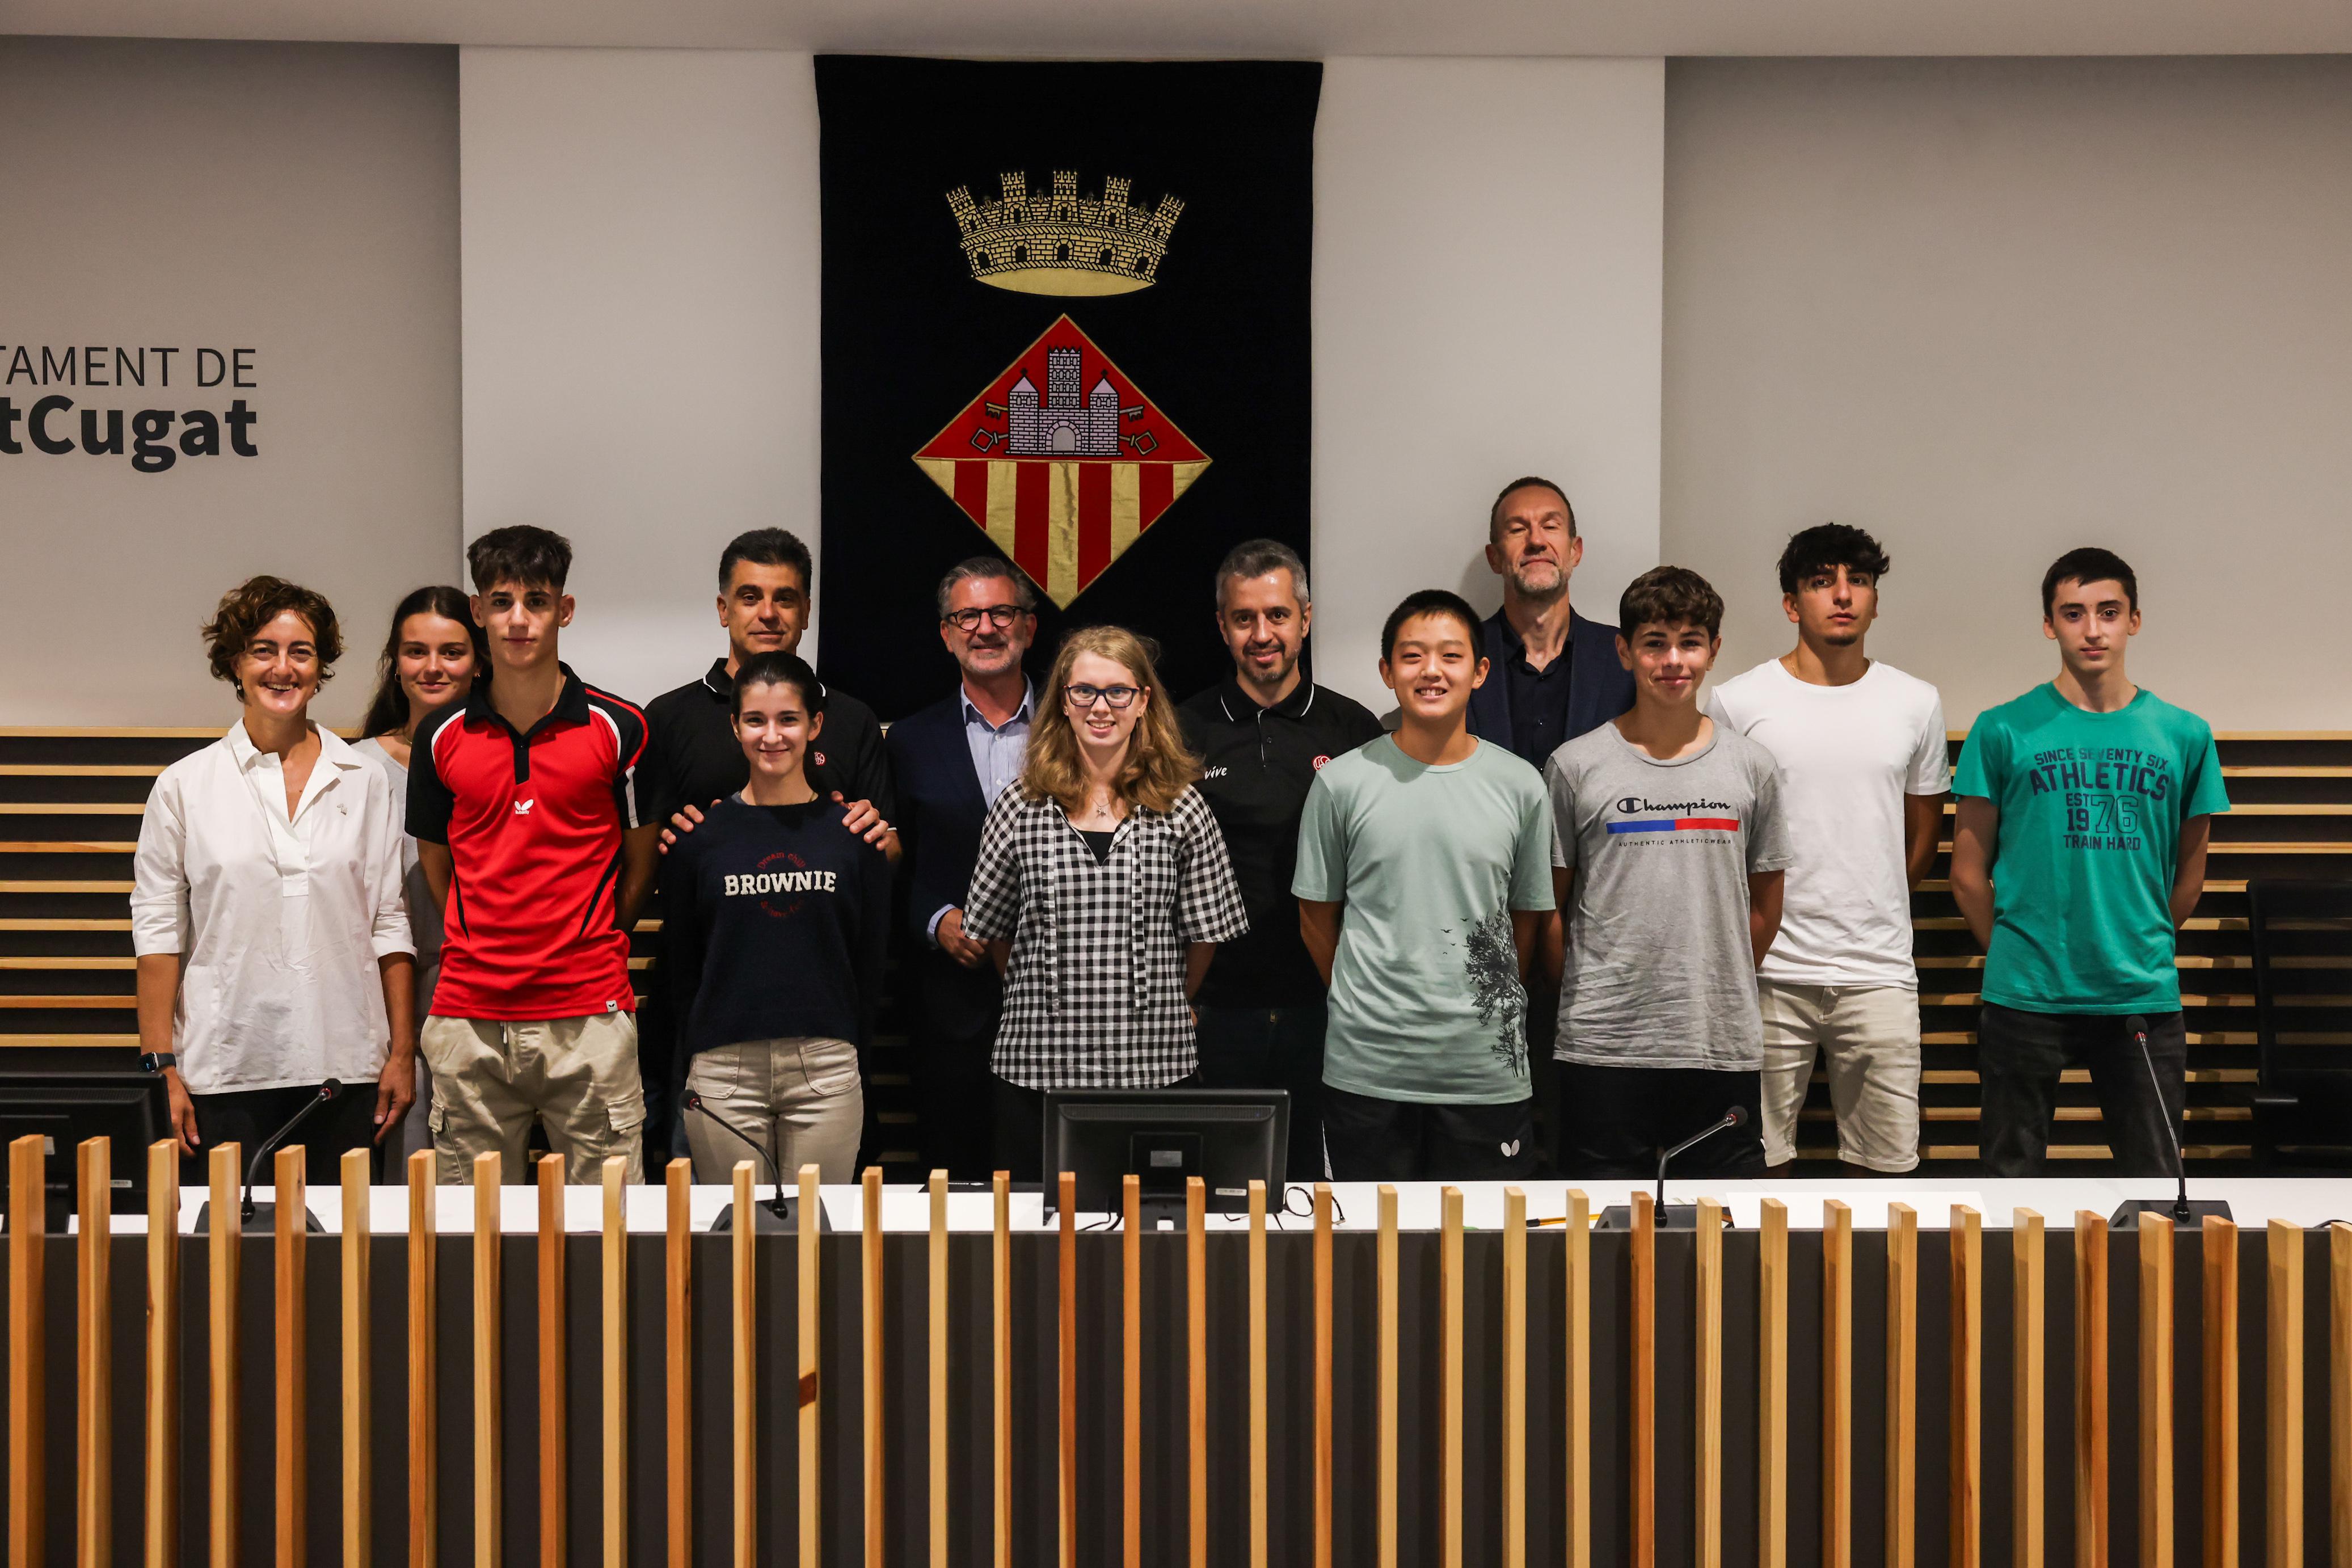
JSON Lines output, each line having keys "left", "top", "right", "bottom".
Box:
{"left": 685, "top": 1091, "right": 823, "bottom": 1233}
{"left": 193, "top": 1079, "right": 341, "bottom": 1234}
{"left": 1599, "top": 1105, "right": 1750, "bottom": 1230}
{"left": 2109, "top": 1014, "right": 2232, "bottom": 1226}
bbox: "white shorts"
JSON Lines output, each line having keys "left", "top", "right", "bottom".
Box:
{"left": 1757, "top": 980, "right": 1921, "bottom": 1172}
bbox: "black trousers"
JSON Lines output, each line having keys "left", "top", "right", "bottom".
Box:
{"left": 184, "top": 1082, "right": 381, "bottom": 1186}
{"left": 1194, "top": 1001, "right": 1328, "bottom": 1182}
{"left": 1976, "top": 1004, "right": 2187, "bottom": 1177}
{"left": 1320, "top": 1085, "right": 1539, "bottom": 1182}
{"left": 991, "top": 1071, "right": 1199, "bottom": 1183}
{"left": 1552, "top": 1062, "right": 1767, "bottom": 1181}
{"left": 914, "top": 947, "right": 1004, "bottom": 1183}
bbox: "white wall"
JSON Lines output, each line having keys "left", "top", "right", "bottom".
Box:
{"left": 1663, "top": 57, "right": 2352, "bottom": 728}
{"left": 1310, "top": 57, "right": 1666, "bottom": 710}
{"left": 0, "top": 39, "right": 460, "bottom": 727}
{"left": 459, "top": 48, "right": 821, "bottom": 706}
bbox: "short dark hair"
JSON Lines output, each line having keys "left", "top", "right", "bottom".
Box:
{"left": 1619, "top": 566, "right": 1725, "bottom": 640}
{"left": 1380, "top": 589, "right": 1483, "bottom": 662}
{"left": 935, "top": 554, "right": 1035, "bottom": 617}
{"left": 730, "top": 651, "right": 827, "bottom": 719}
{"left": 718, "top": 528, "right": 813, "bottom": 595}
{"left": 1776, "top": 523, "right": 1891, "bottom": 597}
{"left": 467, "top": 525, "right": 572, "bottom": 593}
{"left": 1214, "top": 539, "right": 1310, "bottom": 610}
{"left": 1488, "top": 476, "right": 1577, "bottom": 543}
{"left": 2042, "top": 547, "right": 2139, "bottom": 617}
{"left": 201, "top": 575, "right": 343, "bottom": 696}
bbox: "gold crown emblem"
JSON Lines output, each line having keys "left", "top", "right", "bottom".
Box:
{"left": 946, "top": 171, "right": 1183, "bottom": 297}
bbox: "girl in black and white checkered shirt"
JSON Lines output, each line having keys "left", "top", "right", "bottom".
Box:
{"left": 963, "top": 625, "right": 1249, "bottom": 1177}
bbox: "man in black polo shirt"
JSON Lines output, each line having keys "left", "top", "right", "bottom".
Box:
{"left": 638, "top": 527, "right": 897, "bottom": 1160}
{"left": 1178, "top": 539, "right": 1382, "bottom": 1179}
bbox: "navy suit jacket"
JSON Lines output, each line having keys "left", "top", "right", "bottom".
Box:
{"left": 1464, "top": 606, "right": 1635, "bottom": 766}
{"left": 886, "top": 691, "right": 1010, "bottom": 1039}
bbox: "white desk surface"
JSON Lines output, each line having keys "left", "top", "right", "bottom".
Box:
{"left": 32, "top": 1175, "right": 2352, "bottom": 1237}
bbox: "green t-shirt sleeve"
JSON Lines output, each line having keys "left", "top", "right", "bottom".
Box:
{"left": 1510, "top": 775, "right": 1558, "bottom": 912}
{"left": 2181, "top": 722, "right": 2231, "bottom": 820}
{"left": 1291, "top": 772, "right": 1346, "bottom": 903}
{"left": 1951, "top": 713, "right": 2005, "bottom": 800}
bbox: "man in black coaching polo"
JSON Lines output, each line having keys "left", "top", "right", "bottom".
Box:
{"left": 1178, "top": 539, "right": 1383, "bottom": 1180}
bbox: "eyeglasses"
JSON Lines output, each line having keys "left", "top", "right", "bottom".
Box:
{"left": 1064, "top": 682, "right": 1141, "bottom": 710}
{"left": 942, "top": 604, "right": 1026, "bottom": 632}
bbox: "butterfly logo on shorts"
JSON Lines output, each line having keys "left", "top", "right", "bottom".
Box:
{"left": 1500, "top": 1140, "right": 1520, "bottom": 1158}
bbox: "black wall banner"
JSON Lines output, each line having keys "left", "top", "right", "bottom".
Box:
{"left": 815, "top": 55, "right": 1321, "bottom": 719}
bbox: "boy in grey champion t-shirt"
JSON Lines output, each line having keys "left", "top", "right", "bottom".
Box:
{"left": 1544, "top": 566, "right": 1792, "bottom": 1179}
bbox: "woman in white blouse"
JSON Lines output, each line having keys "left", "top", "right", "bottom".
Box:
{"left": 352, "top": 585, "right": 485, "bottom": 1163}
{"left": 132, "top": 576, "right": 417, "bottom": 1174}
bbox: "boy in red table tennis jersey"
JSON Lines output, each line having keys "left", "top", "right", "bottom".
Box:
{"left": 409, "top": 525, "right": 659, "bottom": 1182}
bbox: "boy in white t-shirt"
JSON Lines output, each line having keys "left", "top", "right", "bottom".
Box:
{"left": 1705, "top": 525, "right": 1949, "bottom": 1173}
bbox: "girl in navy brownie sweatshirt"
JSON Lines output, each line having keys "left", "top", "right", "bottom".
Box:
{"left": 664, "top": 651, "right": 891, "bottom": 1182}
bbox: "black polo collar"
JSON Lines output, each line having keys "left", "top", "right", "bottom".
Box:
{"left": 702, "top": 656, "right": 830, "bottom": 705}
{"left": 1215, "top": 676, "right": 1318, "bottom": 725}
{"left": 462, "top": 660, "right": 589, "bottom": 738}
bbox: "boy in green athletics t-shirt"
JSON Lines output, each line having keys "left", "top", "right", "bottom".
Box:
{"left": 1950, "top": 548, "right": 2229, "bottom": 1177}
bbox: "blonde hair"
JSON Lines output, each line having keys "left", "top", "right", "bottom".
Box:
{"left": 1019, "top": 625, "right": 1200, "bottom": 816}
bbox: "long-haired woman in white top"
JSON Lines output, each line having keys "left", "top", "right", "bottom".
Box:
{"left": 131, "top": 576, "right": 417, "bottom": 1176}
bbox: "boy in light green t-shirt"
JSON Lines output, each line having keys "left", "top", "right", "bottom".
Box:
{"left": 1950, "top": 548, "right": 2229, "bottom": 1177}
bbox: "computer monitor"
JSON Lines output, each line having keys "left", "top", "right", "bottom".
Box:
{"left": 0, "top": 1065, "right": 170, "bottom": 1233}
{"left": 1043, "top": 1088, "right": 1288, "bottom": 1220}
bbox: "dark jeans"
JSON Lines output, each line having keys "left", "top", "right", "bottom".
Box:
{"left": 184, "top": 1082, "right": 382, "bottom": 1186}
{"left": 992, "top": 1072, "right": 1198, "bottom": 1183}
{"left": 1194, "top": 1001, "right": 1328, "bottom": 1182}
{"left": 1320, "top": 1085, "right": 1539, "bottom": 1182}
{"left": 1552, "top": 1062, "right": 1767, "bottom": 1181}
{"left": 915, "top": 947, "right": 1004, "bottom": 1183}
{"left": 636, "top": 983, "right": 692, "bottom": 1173}
{"left": 1976, "top": 1004, "right": 2187, "bottom": 1177}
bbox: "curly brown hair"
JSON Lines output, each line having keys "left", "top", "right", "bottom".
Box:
{"left": 1019, "top": 625, "right": 1200, "bottom": 816}
{"left": 201, "top": 576, "right": 342, "bottom": 698}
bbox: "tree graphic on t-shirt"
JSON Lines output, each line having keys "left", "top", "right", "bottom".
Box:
{"left": 1464, "top": 908, "right": 1528, "bottom": 1075}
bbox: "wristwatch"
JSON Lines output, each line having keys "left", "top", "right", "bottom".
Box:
{"left": 138, "top": 1051, "right": 178, "bottom": 1074}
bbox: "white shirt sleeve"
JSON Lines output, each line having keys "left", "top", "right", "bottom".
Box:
{"left": 365, "top": 766, "right": 416, "bottom": 960}
{"left": 1908, "top": 690, "right": 1953, "bottom": 794}
{"left": 129, "top": 769, "right": 192, "bottom": 958}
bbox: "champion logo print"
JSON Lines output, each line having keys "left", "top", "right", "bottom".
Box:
{"left": 1607, "top": 793, "right": 1738, "bottom": 834}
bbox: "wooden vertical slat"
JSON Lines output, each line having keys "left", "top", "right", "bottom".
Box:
{"left": 2075, "top": 1209, "right": 2110, "bottom": 1568}
{"left": 208, "top": 1141, "right": 240, "bottom": 1568}
{"left": 1314, "top": 1183, "right": 1334, "bottom": 1568}
{"left": 863, "top": 1165, "right": 886, "bottom": 1568}
{"left": 1058, "top": 1170, "right": 1078, "bottom": 1568}
{"left": 1123, "top": 1174, "right": 1141, "bottom": 1568}
{"left": 1566, "top": 1188, "right": 1591, "bottom": 1568}
{"left": 1251, "top": 1179, "right": 1271, "bottom": 1568}
{"left": 537, "top": 1153, "right": 567, "bottom": 1568}
{"left": 667, "top": 1159, "right": 694, "bottom": 1568}
{"left": 1950, "top": 1205, "right": 1983, "bottom": 1568}
{"left": 601, "top": 1158, "right": 627, "bottom": 1568}
{"left": 1440, "top": 1185, "right": 1466, "bottom": 1568}
{"left": 1502, "top": 1187, "right": 1528, "bottom": 1568}
{"left": 274, "top": 1148, "right": 307, "bottom": 1568}
{"left": 994, "top": 1171, "right": 1011, "bottom": 1568}
{"left": 2330, "top": 1224, "right": 2350, "bottom": 1568}
{"left": 1696, "top": 1196, "right": 1725, "bottom": 1568}
{"left": 473, "top": 1150, "right": 503, "bottom": 1568}
{"left": 1377, "top": 1184, "right": 1400, "bottom": 1568}
{"left": 734, "top": 1161, "right": 757, "bottom": 1568}
{"left": 407, "top": 1150, "right": 436, "bottom": 1568}
{"left": 799, "top": 1163, "right": 821, "bottom": 1568}
{"left": 75, "top": 1138, "right": 111, "bottom": 1568}
{"left": 2206, "top": 1219, "right": 2240, "bottom": 1568}
{"left": 1760, "top": 1198, "right": 1789, "bottom": 1568}
{"left": 1187, "top": 1177, "right": 1207, "bottom": 1568}
{"left": 930, "top": 1170, "right": 950, "bottom": 1568}
{"left": 1888, "top": 1202, "right": 1919, "bottom": 1568}
{"left": 1632, "top": 1190, "right": 1656, "bottom": 1568}
{"left": 2015, "top": 1209, "right": 2046, "bottom": 1568}
{"left": 340, "top": 1149, "right": 371, "bottom": 1568}
{"left": 2140, "top": 1214, "right": 2176, "bottom": 1568}
{"left": 1822, "top": 1198, "right": 1853, "bottom": 1568}
{"left": 2267, "top": 1219, "right": 2303, "bottom": 1568}
{"left": 9, "top": 1134, "right": 48, "bottom": 1568}
{"left": 146, "top": 1140, "right": 180, "bottom": 1568}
